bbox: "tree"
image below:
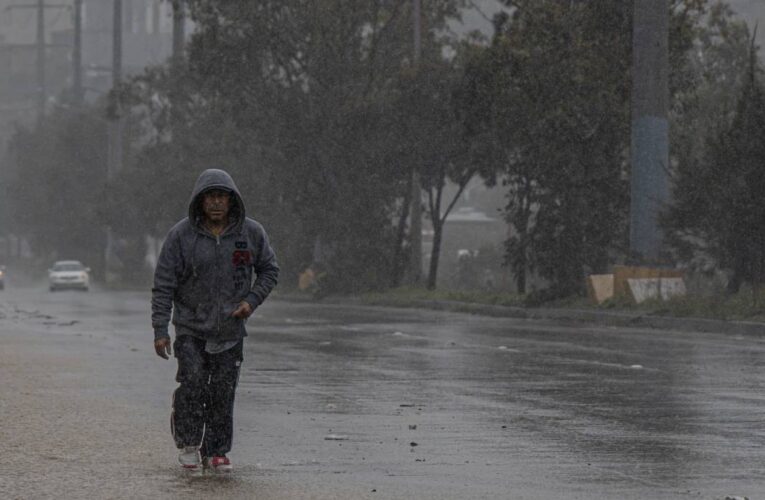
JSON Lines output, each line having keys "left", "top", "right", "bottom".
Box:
{"left": 394, "top": 57, "right": 480, "bottom": 290}
{"left": 459, "top": 1, "right": 633, "bottom": 295}
{"left": 4, "top": 104, "right": 108, "bottom": 276}
{"left": 120, "top": 0, "right": 466, "bottom": 292}
{"left": 459, "top": 0, "right": 706, "bottom": 296}
{"left": 456, "top": 14, "right": 540, "bottom": 293}
{"left": 664, "top": 16, "right": 765, "bottom": 292}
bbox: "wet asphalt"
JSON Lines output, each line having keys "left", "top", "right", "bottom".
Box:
{"left": 1, "top": 286, "right": 764, "bottom": 499}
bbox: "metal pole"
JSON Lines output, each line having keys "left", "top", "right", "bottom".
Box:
{"left": 169, "top": 0, "right": 185, "bottom": 134}
{"left": 36, "top": 0, "right": 45, "bottom": 125}
{"left": 72, "top": 0, "right": 83, "bottom": 105}
{"left": 630, "top": 0, "right": 669, "bottom": 263}
{"left": 112, "top": 0, "right": 122, "bottom": 90}
{"left": 109, "top": 0, "right": 123, "bottom": 179}
{"left": 106, "top": 0, "right": 123, "bottom": 282}
{"left": 408, "top": 0, "right": 423, "bottom": 285}
{"left": 413, "top": 0, "right": 421, "bottom": 63}
{"left": 124, "top": 0, "right": 133, "bottom": 34}
{"left": 172, "top": 0, "right": 185, "bottom": 61}
{"left": 152, "top": 0, "right": 160, "bottom": 35}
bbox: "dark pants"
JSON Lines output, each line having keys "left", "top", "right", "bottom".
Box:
{"left": 171, "top": 335, "right": 243, "bottom": 457}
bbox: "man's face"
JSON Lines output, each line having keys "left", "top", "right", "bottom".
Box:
{"left": 202, "top": 189, "right": 231, "bottom": 223}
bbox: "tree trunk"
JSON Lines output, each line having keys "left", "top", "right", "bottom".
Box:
{"left": 427, "top": 219, "right": 443, "bottom": 290}
{"left": 423, "top": 169, "right": 475, "bottom": 291}
{"left": 511, "top": 184, "right": 531, "bottom": 295}
{"left": 390, "top": 188, "right": 411, "bottom": 288}
{"left": 515, "top": 247, "right": 526, "bottom": 294}
{"left": 726, "top": 254, "right": 744, "bottom": 294}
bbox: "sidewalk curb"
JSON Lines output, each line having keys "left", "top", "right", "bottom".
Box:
{"left": 272, "top": 293, "right": 765, "bottom": 338}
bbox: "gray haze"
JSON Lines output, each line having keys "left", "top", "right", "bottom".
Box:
{"left": 2, "top": 2, "right": 765, "bottom": 499}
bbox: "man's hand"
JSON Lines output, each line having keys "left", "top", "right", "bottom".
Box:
{"left": 154, "top": 337, "right": 172, "bottom": 359}
{"left": 231, "top": 301, "right": 254, "bottom": 319}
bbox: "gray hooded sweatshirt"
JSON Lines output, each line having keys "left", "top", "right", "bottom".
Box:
{"left": 151, "top": 169, "right": 279, "bottom": 342}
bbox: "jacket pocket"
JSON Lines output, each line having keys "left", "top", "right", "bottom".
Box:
{"left": 219, "top": 301, "right": 244, "bottom": 336}
{"left": 176, "top": 301, "right": 214, "bottom": 330}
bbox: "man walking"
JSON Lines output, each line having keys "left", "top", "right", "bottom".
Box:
{"left": 151, "top": 168, "right": 279, "bottom": 472}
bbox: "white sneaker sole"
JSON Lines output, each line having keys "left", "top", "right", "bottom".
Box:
{"left": 180, "top": 465, "right": 202, "bottom": 475}
{"left": 205, "top": 461, "right": 233, "bottom": 473}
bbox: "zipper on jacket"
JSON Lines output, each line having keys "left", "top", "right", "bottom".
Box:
{"left": 216, "top": 234, "right": 221, "bottom": 337}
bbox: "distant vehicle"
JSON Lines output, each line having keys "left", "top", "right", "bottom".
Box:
{"left": 0, "top": 265, "right": 5, "bottom": 290}
{"left": 49, "top": 260, "right": 90, "bottom": 292}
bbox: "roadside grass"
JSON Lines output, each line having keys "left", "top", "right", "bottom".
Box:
{"left": 360, "top": 287, "right": 526, "bottom": 308}
{"left": 614, "top": 288, "right": 765, "bottom": 322}
{"left": 357, "top": 285, "right": 765, "bottom": 322}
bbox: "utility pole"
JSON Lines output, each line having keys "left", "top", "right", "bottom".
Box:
{"left": 408, "top": 0, "right": 423, "bottom": 285}
{"left": 169, "top": 0, "right": 185, "bottom": 134}
{"left": 4, "top": 2, "right": 70, "bottom": 123}
{"left": 112, "top": 0, "right": 123, "bottom": 97}
{"left": 105, "top": 0, "right": 123, "bottom": 282}
{"left": 72, "top": 0, "right": 83, "bottom": 106}
{"left": 172, "top": 0, "right": 185, "bottom": 61}
{"left": 630, "top": 0, "right": 669, "bottom": 263}
{"left": 36, "top": 0, "right": 45, "bottom": 125}
{"left": 108, "top": 0, "right": 123, "bottom": 178}
{"left": 152, "top": 0, "right": 160, "bottom": 35}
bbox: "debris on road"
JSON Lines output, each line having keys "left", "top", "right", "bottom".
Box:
{"left": 324, "top": 434, "right": 349, "bottom": 441}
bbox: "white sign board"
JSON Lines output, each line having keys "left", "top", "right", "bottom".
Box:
{"left": 627, "top": 277, "right": 686, "bottom": 304}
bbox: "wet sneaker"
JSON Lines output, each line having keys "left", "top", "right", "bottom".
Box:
{"left": 178, "top": 446, "right": 202, "bottom": 471}
{"left": 204, "top": 456, "right": 233, "bottom": 472}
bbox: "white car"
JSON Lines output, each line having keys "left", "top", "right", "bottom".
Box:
{"left": 49, "top": 260, "right": 90, "bottom": 291}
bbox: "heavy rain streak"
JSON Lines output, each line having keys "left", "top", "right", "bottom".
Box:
{"left": 2, "top": 1, "right": 765, "bottom": 499}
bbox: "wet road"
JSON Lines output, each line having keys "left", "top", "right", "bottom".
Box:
{"left": 1, "top": 286, "right": 764, "bottom": 499}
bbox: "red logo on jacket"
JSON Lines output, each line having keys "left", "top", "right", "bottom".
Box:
{"left": 232, "top": 250, "right": 251, "bottom": 266}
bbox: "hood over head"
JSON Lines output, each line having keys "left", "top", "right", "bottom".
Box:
{"left": 188, "top": 168, "right": 246, "bottom": 230}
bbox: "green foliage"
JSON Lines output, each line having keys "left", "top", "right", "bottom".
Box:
{"left": 362, "top": 281, "right": 765, "bottom": 321}
{"left": 666, "top": 70, "right": 765, "bottom": 291}
{"left": 4, "top": 0, "right": 754, "bottom": 298}
{"left": 118, "top": 0, "right": 467, "bottom": 292}
{"left": 664, "top": 4, "right": 759, "bottom": 292}
{"left": 458, "top": 0, "right": 716, "bottom": 298}
{"left": 462, "top": 1, "right": 636, "bottom": 295}
{"left": 4, "top": 106, "right": 108, "bottom": 275}
{"left": 395, "top": 56, "right": 483, "bottom": 290}
{"left": 669, "top": 2, "right": 750, "bottom": 190}
{"left": 598, "top": 286, "right": 765, "bottom": 321}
